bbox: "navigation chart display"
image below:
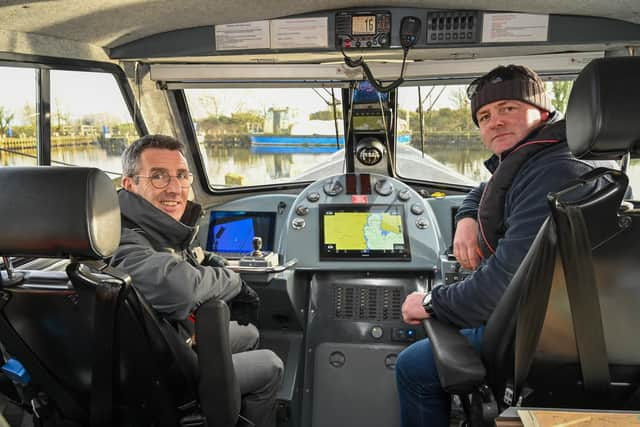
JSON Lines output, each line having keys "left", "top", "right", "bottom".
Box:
{"left": 319, "top": 204, "right": 411, "bottom": 260}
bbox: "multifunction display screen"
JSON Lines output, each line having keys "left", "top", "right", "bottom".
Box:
{"left": 207, "top": 211, "right": 276, "bottom": 258}
{"left": 319, "top": 204, "right": 411, "bottom": 260}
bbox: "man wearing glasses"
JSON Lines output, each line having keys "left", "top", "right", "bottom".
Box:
{"left": 395, "top": 65, "right": 609, "bottom": 427}
{"left": 111, "top": 134, "right": 283, "bottom": 427}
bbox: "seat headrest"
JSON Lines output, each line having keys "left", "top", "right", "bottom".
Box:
{"left": 566, "top": 57, "right": 640, "bottom": 159}
{"left": 0, "top": 167, "right": 121, "bottom": 259}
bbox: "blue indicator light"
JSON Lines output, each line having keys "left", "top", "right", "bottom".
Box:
{"left": 407, "top": 329, "right": 415, "bottom": 336}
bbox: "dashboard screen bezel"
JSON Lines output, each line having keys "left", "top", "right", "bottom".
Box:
{"left": 319, "top": 204, "right": 411, "bottom": 261}
{"left": 206, "top": 210, "right": 276, "bottom": 256}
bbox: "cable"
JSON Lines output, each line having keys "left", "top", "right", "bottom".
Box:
{"left": 343, "top": 83, "right": 356, "bottom": 174}
{"left": 341, "top": 47, "right": 409, "bottom": 93}
{"left": 377, "top": 92, "right": 394, "bottom": 173}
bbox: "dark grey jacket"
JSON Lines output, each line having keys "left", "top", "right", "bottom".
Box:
{"left": 110, "top": 190, "right": 242, "bottom": 320}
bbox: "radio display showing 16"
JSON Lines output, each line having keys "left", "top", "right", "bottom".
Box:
{"left": 352, "top": 16, "right": 376, "bottom": 34}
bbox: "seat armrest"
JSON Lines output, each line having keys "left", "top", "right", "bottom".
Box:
{"left": 422, "top": 318, "right": 486, "bottom": 395}
{"left": 195, "top": 299, "right": 242, "bottom": 427}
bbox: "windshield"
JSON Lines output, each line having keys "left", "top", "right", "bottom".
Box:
{"left": 395, "top": 80, "right": 581, "bottom": 186}
{"left": 396, "top": 84, "right": 488, "bottom": 186}
{"left": 184, "top": 78, "right": 631, "bottom": 189}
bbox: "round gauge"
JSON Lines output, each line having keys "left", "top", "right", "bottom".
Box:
{"left": 357, "top": 145, "right": 383, "bottom": 166}
{"left": 374, "top": 179, "right": 393, "bottom": 196}
{"left": 397, "top": 189, "right": 411, "bottom": 201}
{"left": 323, "top": 179, "right": 344, "bottom": 196}
{"left": 307, "top": 192, "right": 321, "bottom": 203}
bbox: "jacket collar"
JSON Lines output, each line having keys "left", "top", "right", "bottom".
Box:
{"left": 118, "top": 189, "right": 203, "bottom": 249}
{"left": 483, "top": 112, "right": 564, "bottom": 174}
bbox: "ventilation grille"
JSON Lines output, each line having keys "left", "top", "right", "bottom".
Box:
{"left": 334, "top": 285, "right": 403, "bottom": 321}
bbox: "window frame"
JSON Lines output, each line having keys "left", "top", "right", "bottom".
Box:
{"left": 0, "top": 52, "right": 147, "bottom": 165}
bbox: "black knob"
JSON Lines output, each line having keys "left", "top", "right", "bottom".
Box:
{"left": 252, "top": 236, "right": 264, "bottom": 257}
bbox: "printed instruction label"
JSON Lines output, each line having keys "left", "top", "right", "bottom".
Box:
{"left": 270, "top": 17, "right": 328, "bottom": 49}
{"left": 482, "top": 13, "right": 549, "bottom": 43}
{"left": 215, "top": 21, "right": 270, "bottom": 51}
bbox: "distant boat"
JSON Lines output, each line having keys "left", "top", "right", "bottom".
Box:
{"left": 250, "top": 133, "right": 410, "bottom": 148}
{"left": 250, "top": 134, "right": 345, "bottom": 147}
{"left": 250, "top": 118, "right": 410, "bottom": 153}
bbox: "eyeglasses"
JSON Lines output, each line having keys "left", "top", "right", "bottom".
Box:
{"left": 134, "top": 171, "right": 193, "bottom": 189}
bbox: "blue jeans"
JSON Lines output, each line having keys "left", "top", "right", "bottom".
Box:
{"left": 395, "top": 327, "right": 484, "bottom": 427}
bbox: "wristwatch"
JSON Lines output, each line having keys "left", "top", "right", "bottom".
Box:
{"left": 422, "top": 292, "right": 435, "bottom": 316}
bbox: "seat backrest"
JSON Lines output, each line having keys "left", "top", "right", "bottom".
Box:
{"left": 483, "top": 57, "right": 640, "bottom": 409}
{"left": 534, "top": 57, "right": 640, "bottom": 399}
{"left": 0, "top": 167, "right": 235, "bottom": 426}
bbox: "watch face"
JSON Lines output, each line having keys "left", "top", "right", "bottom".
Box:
{"left": 422, "top": 292, "right": 432, "bottom": 306}
{"left": 422, "top": 292, "right": 434, "bottom": 315}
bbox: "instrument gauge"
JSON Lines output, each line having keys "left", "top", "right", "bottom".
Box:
{"left": 357, "top": 145, "right": 383, "bottom": 166}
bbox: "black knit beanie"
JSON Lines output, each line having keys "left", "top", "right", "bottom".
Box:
{"left": 468, "top": 64, "right": 553, "bottom": 125}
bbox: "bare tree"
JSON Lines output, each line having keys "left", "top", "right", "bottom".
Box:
{"left": 0, "top": 106, "right": 15, "bottom": 136}
{"left": 53, "top": 98, "right": 70, "bottom": 134}
{"left": 199, "top": 95, "right": 220, "bottom": 117}
{"left": 550, "top": 81, "right": 573, "bottom": 114}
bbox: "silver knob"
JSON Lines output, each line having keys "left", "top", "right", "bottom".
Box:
{"left": 398, "top": 189, "right": 411, "bottom": 201}
{"left": 415, "top": 217, "right": 430, "bottom": 229}
{"left": 291, "top": 217, "right": 306, "bottom": 230}
{"left": 371, "top": 326, "right": 384, "bottom": 339}
{"left": 307, "top": 192, "right": 321, "bottom": 202}
{"left": 411, "top": 203, "right": 425, "bottom": 215}
{"left": 374, "top": 179, "right": 393, "bottom": 196}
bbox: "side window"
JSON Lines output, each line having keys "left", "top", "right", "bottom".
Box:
{"left": 50, "top": 70, "right": 139, "bottom": 179}
{"left": 0, "top": 66, "right": 37, "bottom": 166}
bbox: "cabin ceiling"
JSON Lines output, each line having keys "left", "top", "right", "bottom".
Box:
{"left": 2, "top": 0, "right": 640, "bottom": 51}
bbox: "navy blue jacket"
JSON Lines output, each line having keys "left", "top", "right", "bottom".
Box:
{"left": 431, "top": 119, "right": 605, "bottom": 328}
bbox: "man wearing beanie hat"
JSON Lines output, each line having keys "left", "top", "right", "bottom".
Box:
{"left": 395, "top": 65, "right": 611, "bottom": 427}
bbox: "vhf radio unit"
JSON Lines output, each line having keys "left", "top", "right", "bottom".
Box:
{"left": 335, "top": 11, "right": 391, "bottom": 49}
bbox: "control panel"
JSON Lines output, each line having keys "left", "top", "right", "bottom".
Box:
{"left": 335, "top": 11, "right": 392, "bottom": 49}
{"left": 282, "top": 173, "right": 443, "bottom": 271}
{"left": 426, "top": 11, "right": 480, "bottom": 44}
{"left": 441, "top": 254, "right": 473, "bottom": 285}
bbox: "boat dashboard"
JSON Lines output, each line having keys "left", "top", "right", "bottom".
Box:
{"left": 194, "top": 172, "right": 476, "bottom": 425}
{"left": 198, "top": 172, "right": 472, "bottom": 285}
